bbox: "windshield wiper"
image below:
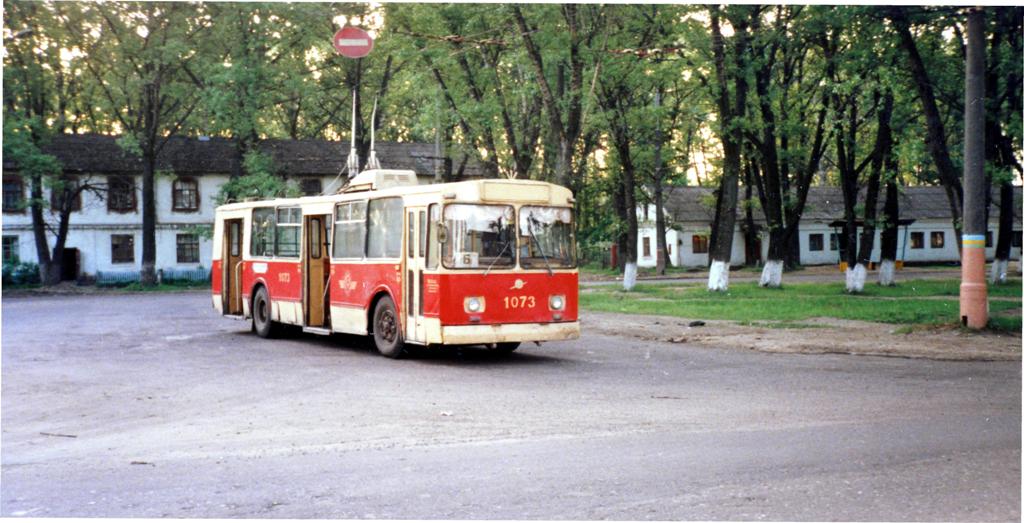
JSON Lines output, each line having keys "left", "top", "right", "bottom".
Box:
{"left": 528, "top": 220, "right": 553, "bottom": 276}
{"left": 484, "top": 237, "right": 512, "bottom": 276}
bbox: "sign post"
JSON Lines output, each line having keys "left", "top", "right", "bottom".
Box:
{"left": 334, "top": 26, "right": 375, "bottom": 178}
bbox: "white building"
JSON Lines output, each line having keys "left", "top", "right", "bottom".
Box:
{"left": 2, "top": 134, "right": 479, "bottom": 281}
{"left": 637, "top": 186, "right": 1022, "bottom": 268}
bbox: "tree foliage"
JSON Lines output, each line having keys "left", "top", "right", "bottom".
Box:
{"left": 2, "top": 2, "right": 1021, "bottom": 283}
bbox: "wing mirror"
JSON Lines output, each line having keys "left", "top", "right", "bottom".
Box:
{"left": 436, "top": 222, "right": 448, "bottom": 244}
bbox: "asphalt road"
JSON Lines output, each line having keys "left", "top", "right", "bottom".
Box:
{"left": 2, "top": 292, "right": 1020, "bottom": 520}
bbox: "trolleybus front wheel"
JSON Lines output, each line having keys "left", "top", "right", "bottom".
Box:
{"left": 252, "top": 286, "right": 278, "bottom": 339}
{"left": 373, "top": 295, "right": 405, "bottom": 358}
{"left": 492, "top": 342, "right": 520, "bottom": 353}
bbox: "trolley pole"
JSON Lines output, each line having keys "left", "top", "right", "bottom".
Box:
{"left": 960, "top": 7, "right": 988, "bottom": 329}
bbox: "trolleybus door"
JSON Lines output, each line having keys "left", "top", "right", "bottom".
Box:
{"left": 304, "top": 215, "right": 331, "bottom": 328}
{"left": 405, "top": 207, "right": 428, "bottom": 343}
{"left": 223, "top": 218, "right": 244, "bottom": 316}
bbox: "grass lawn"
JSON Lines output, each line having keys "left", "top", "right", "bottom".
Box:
{"left": 580, "top": 264, "right": 701, "bottom": 278}
{"left": 120, "top": 281, "right": 210, "bottom": 292}
{"left": 580, "top": 278, "right": 1022, "bottom": 332}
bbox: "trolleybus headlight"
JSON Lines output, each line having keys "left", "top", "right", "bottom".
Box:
{"left": 549, "top": 295, "right": 565, "bottom": 311}
{"left": 465, "top": 297, "right": 484, "bottom": 313}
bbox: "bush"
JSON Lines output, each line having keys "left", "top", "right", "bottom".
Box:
{"left": 2, "top": 261, "right": 41, "bottom": 286}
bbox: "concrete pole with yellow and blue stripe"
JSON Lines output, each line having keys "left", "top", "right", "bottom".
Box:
{"left": 959, "top": 7, "right": 988, "bottom": 329}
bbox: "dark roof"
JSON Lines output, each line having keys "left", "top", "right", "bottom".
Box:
{"left": 661, "top": 185, "right": 1022, "bottom": 226}
{"left": 3, "top": 133, "right": 484, "bottom": 178}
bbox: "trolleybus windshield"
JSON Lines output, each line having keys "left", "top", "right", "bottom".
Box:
{"left": 443, "top": 204, "right": 515, "bottom": 269}
{"left": 519, "top": 205, "right": 576, "bottom": 269}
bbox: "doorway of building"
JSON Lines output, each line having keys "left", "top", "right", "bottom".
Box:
{"left": 61, "top": 248, "right": 79, "bottom": 281}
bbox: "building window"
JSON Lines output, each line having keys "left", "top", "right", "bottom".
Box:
{"left": 111, "top": 234, "right": 135, "bottom": 263}
{"left": 930, "top": 231, "right": 945, "bottom": 249}
{"left": 176, "top": 233, "right": 200, "bottom": 263}
{"left": 50, "top": 176, "right": 82, "bottom": 212}
{"left": 3, "top": 236, "right": 19, "bottom": 263}
{"left": 642, "top": 237, "right": 651, "bottom": 257}
{"left": 692, "top": 234, "right": 709, "bottom": 254}
{"left": 107, "top": 176, "right": 136, "bottom": 213}
{"left": 829, "top": 233, "right": 839, "bottom": 251}
{"left": 986, "top": 231, "right": 993, "bottom": 248}
{"left": 3, "top": 176, "right": 24, "bottom": 213}
{"left": 1013, "top": 231, "right": 1022, "bottom": 248}
{"left": 299, "top": 178, "right": 322, "bottom": 196}
{"left": 172, "top": 177, "right": 199, "bottom": 212}
{"left": 910, "top": 231, "right": 924, "bottom": 249}
{"left": 809, "top": 233, "right": 824, "bottom": 252}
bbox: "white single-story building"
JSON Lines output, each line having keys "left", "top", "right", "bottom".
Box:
{"left": 637, "top": 186, "right": 1022, "bottom": 268}
{"left": 2, "top": 134, "right": 479, "bottom": 281}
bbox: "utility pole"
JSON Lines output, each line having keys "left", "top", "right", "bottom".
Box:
{"left": 960, "top": 7, "right": 987, "bottom": 329}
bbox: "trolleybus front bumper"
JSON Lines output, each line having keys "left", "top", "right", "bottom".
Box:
{"left": 441, "top": 321, "right": 580, "bottom": 345}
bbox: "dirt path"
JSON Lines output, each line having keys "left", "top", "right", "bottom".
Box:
{"left": 583, "top": 311, "right": 1022, "bottom": 361}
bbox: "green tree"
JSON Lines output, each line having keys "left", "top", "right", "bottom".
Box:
{"left": 61, "top": 2, "right": 210, "bottom": 285}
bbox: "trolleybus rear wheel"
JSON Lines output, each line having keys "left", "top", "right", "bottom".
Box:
{"left": 252, "top": 286, "right": 278, "bottom": 339}
{"left": 373, "top": 296, "right": 405, "bottom": 358}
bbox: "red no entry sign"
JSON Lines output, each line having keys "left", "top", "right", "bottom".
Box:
{"left": 333, "top": 26, "right": 374, "bottom": 58}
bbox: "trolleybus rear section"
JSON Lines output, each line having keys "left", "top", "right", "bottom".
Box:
{"left": 211, "top": 171, "right": 580, "bottom": 357}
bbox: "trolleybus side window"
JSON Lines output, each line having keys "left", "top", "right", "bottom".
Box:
{"left": 519, "top": 205, "right": 576, "bottom": 269}
{"left": 251, "top": 207, "right": 276, "bottom": 257}
{"left": 407, "top": 211, "right": 415, "bottom": 259}
{"left": 367, "top": 197, "right": 403, "bottom": 259}
{"left": 426, "top": 204, "right": 439, "bottom": 269}
{"left": 419, "top": 210, "right": 427, "bottom": 258}
{"left": 230, "top": 222, "right": 241, "bottom": 257}
{"left": 275, "top": 206, "right": 301, "bottom": 258}
{"left": 333, "top": 200, "right": 367, "bottom": 259}
{"left": 443, "top": 204, "right": 515, "bottom": 269}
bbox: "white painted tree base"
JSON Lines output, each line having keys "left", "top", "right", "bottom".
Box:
{"left": 707, "top": 260, "right": 729, "bottom": 291}
{"left": 878, "top": 259, "right": 896, "bottom": 286}
{"left": 990, "top": 258, "right": 1009, "bottom": 284}
{"left": 846, "top": 263, "right": 867, "bottom": 293}
{"left": 623, "top": 262, "right": 638, "bottom": 291}
{"left": 759, "top": 260, "right": 783, "bottom": 287}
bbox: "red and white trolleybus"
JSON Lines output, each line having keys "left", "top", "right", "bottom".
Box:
{"left": 211, "top": 169, "right": 579, "bottom": 357}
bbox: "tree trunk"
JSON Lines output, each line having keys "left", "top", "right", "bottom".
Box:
{"left": 760, "top": 226, "right": 785, "bottom": 287}
{"left": 616, "top": 132, "right": 639, "bottom": 291}
{"left": 654, "top": 182, "right": 667, "bottom": 275}
{"left": 879, "top": 175, "right": 900, "bottom": 286}
{"left": 890, "top": 7, "right": 964, "bottom": 246}
{"left": 613, "top": 170, "right": 628, "bottom": 273}
{"left": 856, "top": 93, "right": 893, "bottom": 268}
{"left": 653, "top": 90, "right": 667, "bottom": 275}
{"left": 742, "top": 163, "right": 759, "bottom": 267}
{"left": 141, "top": 154, "right": 157, "bottom": 285}
{"left": 850, "top": 91, "right": 894, "bottom": 293}
{"left": 29, "top": 173, "right": 56, "bottom": 285}
{"left": 707, "top": 8, "right": 749, "bottom": 292}
{"left": 48, "top": 206, "right": 73, "bottom": 285}
{"left": 991, "top": 180, "right": 1013, "bottom": 284}
{"left": 783, "top": 226, "right": 801, "bottom": 269}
